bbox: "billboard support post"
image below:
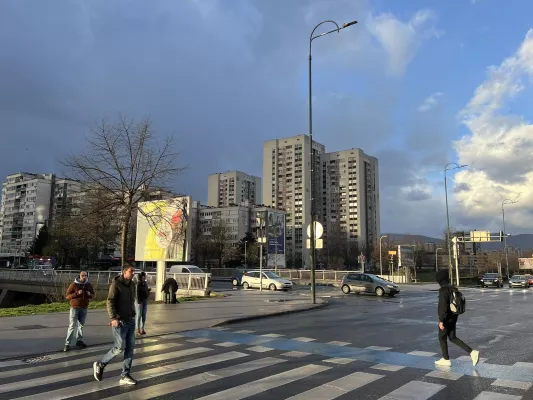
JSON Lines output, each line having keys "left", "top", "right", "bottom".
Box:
{"left": 155, "top": 260, "right": 165, "bottom": 302}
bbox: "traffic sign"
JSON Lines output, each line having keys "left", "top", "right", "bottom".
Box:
{"left": 306, "top": 221, "right": 324, "bottom": 239}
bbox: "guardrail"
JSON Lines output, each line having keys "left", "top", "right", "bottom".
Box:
{"left": 0, "top": 269, "right": 211, "bottom": 293}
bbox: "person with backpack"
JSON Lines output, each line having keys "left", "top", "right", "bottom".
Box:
{"left": 435, "top": 270, "right": 479, "bottom": 367}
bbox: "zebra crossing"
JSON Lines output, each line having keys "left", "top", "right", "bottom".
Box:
{"left": 0, "top": 329, "right": 531, "bottom": 399}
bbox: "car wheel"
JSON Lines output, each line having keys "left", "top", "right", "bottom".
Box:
{"left": 342, "top": 285, "right": 350, "bottom": 294}
{"left": 375, "top": 287, "right": 385, "bottom": 297}
{"left": 509, "top": 285, "right": 512, "bottom": 289}
{"left": 243, "top": 282, "right": 250, "bottom": 289}
{"left": 232, "top": 278, "right": 239, "bottom": 286}
{"left": 269, "top": 283, "right": 277, "bottom": 291}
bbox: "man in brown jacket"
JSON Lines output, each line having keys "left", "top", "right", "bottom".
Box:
{"left": 64, "top": 270, "right": 95, "bottom": 352}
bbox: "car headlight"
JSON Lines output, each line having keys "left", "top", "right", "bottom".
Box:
{"left": 387, "top": 284, "right": 394, "bottom": 288}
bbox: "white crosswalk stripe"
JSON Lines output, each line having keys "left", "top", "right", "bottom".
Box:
{"left": 1, "top": 335, "right": 531, "bottom": 400}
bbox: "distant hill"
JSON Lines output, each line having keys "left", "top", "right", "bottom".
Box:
{"left": 384, "top": 233, "right": 533, "bottom": 252}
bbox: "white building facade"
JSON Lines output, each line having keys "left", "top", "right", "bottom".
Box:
{"left": 207, "top": 171, "right": 261, "bottom": 207}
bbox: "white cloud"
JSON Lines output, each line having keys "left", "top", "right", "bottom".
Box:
{"left": 367, "top": 9, "right": 443, "bottom": 76}
{"left": 418, "top": 92, "right": 443, "bottom": 112}
{"left": 454, "top": 29, "right": 533, "bottom": 232}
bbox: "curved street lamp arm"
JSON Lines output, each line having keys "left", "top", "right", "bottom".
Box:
{"left": 310, "top": 20, "right": 341, "bottom": 43}
{"left": 444, "top": 162, "right": 468, "bottom": 172}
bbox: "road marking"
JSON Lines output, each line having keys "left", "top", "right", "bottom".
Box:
{"left": 282, "top": 351, "right": 311, "bottom": 358}
{"left": 0, "top": 342, "right": 182, "bottom": 379}
{"left": 425, "top": 370, "right": 463, "bottom": 380}
{"left": 293, "top": 337, "right": 316, "bottom": 342}
{"left": 0, "top": 347, "right": 212, "bottom": 395}
{"left": 261, "top": 333, "right": 285, "bottom": 337}
{"left": 513, "top": 362, "right": 533, "bottom": 368}
{"left": 324, "top": 358, "right": 354, "bottom": 364}
{"left": 196, "top": 364, "right": 330, "bottom": 400}
{"left": 187, "top": 338, "right": 210, "bottom": 343}
{"left": 215, "top": 342, "right": 239, "bottom": 347}
{"left": 492, "top": 379, "right": 532, "bottom": 390}
{"left": 101, "top": 357, "right": 284, "bottom": 400}
{"left": 371, "top": 363, "right": 405, "bottom": 372}
{"left": 287, "top": 371, "right": 383, "bottom": 399}
{"left": 473, "top": 392, "right": 523, "bottom": 400}
{"left": 407, "top": 351, "right": 437, "bottom": 357}
{"left": 379, "top": 381, "right": 445, "bottom": 400}
{"left": 210, "top": 327, "right": 230, "bottom": 331}
{"left": 247, "top": 346, "right": 273, "bottom": 353}
{"left": 327, "top": 341, "right": 350, "bottom": 346}
{"left": 16, "top": 350, "right": 246, "bottom": 400}
{"left": 366, "top": 346, "right": 392, "bottom": 351}
{"left": 234, "top": 330, "right": 254, "bottom": 334}
{"left": 158, "top": 334, "right": 183, "bottom": 340}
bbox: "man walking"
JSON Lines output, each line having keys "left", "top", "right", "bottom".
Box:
{"left": 93, "top": 264, "right": 137, "bottom": 385}
{"left": 435, "top": 270, "right": 479, "bottom": 367}
{"left": 64, "top": 270, "right": 94, "bottom": 352}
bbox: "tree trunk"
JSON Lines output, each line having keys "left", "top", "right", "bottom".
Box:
{"left": 121, "top": 199, "right": 132, "bottom": 265}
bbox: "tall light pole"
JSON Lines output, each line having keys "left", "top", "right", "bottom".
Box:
{"left": 436, "top": 248, "right": 443, "bottom": 272}
{"left": 502, "top": 199, "right": 517, "bottom": 279}
{"left": 444, "top": 162, "right": 467, "bottom": 282}
{"left": 379, "top": 235, "right": 387, "bottom": 276}
{"left": 309, "top": 19, "right": 357, "bottom": 304}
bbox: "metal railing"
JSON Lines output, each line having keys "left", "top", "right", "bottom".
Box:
{"left": 0, "top": 269, "right": 211, "bottom": 292}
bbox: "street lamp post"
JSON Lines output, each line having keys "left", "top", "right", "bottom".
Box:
{"left": 444, "top": 162, "right": 467, "bottom": 283}
{"left": 379, "top": 235, "right": 387, "bottom": 276}
{"left": 309, "top": 19, "right": 357, "bottom": 305}
{"left": 502, "top": 199, "right": 517, "bottom": 279}
{"left": 436, "top": 248, "right": 443, "bottom": 272}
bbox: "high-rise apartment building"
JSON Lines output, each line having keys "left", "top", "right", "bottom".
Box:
{"left": 263, "top": 135, "right": 325, "bottom": 267}
{"left": 322, "top": 148, "right": 380, "bottom": 251}
{"left": 207, "top": 171, "right": 261, "bottom": 207}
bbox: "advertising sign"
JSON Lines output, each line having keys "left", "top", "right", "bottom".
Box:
{"left": 135, "top": 197, "right": 192, "bottom": 261}
{"left": 519, "top": 258, "right": 533, "bottom": 270}
{"left": 266, "top": 211, "right": 286, "bottom": 268}
{"left": 397, "top": 245, "right": 414, "bottom": 267}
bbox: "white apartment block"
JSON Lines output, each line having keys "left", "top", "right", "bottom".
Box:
{"left": 51, "top": 178, "right": 83, "bottom": 220}
{"left": 207, "top": 171, "right": 261, "bottom": 207}
{"left": 263, "top": 135, "right": 325, "bottom": 268}
{"left": 0, "top": 173, "right": 55, "bottom": 257}
{"left": 323, "top": 148, "right": 380, "bottom": 251}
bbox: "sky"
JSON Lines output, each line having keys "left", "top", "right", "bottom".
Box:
{"left": 1, "top": 0, "right": 533, "bottom": 238}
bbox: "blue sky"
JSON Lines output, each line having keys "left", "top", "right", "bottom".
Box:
{"left": 0, "top": 0, "right": 532, "bottom": 237}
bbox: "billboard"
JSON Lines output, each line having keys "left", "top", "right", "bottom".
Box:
{"left": 135, "top": 197, "right": 192, "bottom": 262}
{"left": 519, "top": 258, "right": 533, "bottom": 270}
{"left": 397, "top": 245, "right": 414, "bottom": 267}
{"left": 256, "top": 210, "right": 285, "bottom": 268}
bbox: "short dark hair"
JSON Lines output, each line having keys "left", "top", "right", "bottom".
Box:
{"left": 139, "top": 271, "right": 146, "bottom": 278}
{"left": 80, "top": 270, "right": 88, "bottom": 276}
{"left": 122, "top": 264, "right": 134, "bottom": 273}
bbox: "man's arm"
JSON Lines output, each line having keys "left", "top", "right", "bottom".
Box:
{"left": 65, "top": 283, "right": 78, "bottom": 300}
{"left": 106, "top": 281, "right": 120, "bottom": 320}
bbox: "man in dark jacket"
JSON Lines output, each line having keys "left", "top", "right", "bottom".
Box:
{"left": 93, "top": 264, "right": 137, "bottom": 385}
{"left": 64, "top": 271, "right": 95, "bottom": 351}
{"left": 435, "top": 270, "right": 479, "bottom": 367}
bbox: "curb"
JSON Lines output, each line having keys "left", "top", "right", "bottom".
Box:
{"left": 213, "top": 300, "right": 328, "bottom": 326}
{"left": 0, "top": 300, "right": 328, "bottom": 363}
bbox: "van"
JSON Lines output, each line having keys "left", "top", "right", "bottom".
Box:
{"left": 167, "top": 265, "right": 211, "bottom": 288}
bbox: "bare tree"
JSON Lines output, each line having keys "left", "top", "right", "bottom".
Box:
{"left": 325, "top": 221, "right": 347, "bottom": 268}
{"left": 210, "top": 220, "right": 232, "bottom": 268}
{"left": 63, "top": 116, "right": 185, "bottom": 262}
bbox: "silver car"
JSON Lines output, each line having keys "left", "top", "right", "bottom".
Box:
{"left": 340, "top": 273, "right": 400, "bottom": 297}
{"left": 509, "top": 275, "right": 530, "bottom": 289}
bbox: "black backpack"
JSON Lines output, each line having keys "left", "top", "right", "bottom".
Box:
{"left": 450, "top": 288, "right": 466, "bottom": 314}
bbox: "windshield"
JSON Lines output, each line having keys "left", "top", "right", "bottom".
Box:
{"left": 484, "top": 273, "right": 498, "bottom": 277}
{"left": 263, "top": 271, "right": 280, "bottom": 279}
{"left": 368, "top": 274, "right": 387, "bottom": 282}
{"left": 511, "top": 275, "right": 525, "bottom": 280}
{"left": 187, "top": 267, "right": 204, "bottom": 273}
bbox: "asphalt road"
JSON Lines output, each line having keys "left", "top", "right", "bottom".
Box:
{"left": 3, "top": 284, "right": 533, "bottom": 399}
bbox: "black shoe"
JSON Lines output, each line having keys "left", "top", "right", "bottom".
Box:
{"left": 93, "top": 362, "right": 104, "bottom": 381}
{"left": 76, "top": 340, "right": 87, "bottom": 349}
{"left": 119, "top": 374, "right": 137, "bottom": 385}
{"left": 63, "top": 345, "right": 70, "bottom": 352}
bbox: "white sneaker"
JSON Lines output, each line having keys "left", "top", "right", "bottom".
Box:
{"left": 435, "top": 358, "right": 451, "bottom": 367}
{"left": 471, "top": 350, "right": 480, "bottom": 366}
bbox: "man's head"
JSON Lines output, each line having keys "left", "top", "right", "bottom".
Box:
{"left": 139, "top": 271, "right": 146, "bottom": 281}
{"left": 122, "top": 264, "right": 135, "bottom": 280}
{"left": 79, "top": 270, "right": 88, "bottom": 282}
{"left": 436, "top": 270, "right": 450, "bottom": 286}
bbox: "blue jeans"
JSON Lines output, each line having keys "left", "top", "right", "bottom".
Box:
{"left": 65, "top": 308, "right": 88, "bottom": 346}
{"left": 99, "top": 319, "right": 136, "bottom": 376}
{"left": 135, "top": 300, "right": 148, "bottom": 330}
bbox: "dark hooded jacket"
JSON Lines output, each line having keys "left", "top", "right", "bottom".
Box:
{"left": 106, "top": 275, "right": 136, "bottom": 322}
{"left": 436, "top": 270, "right": 457, "bottom": 323}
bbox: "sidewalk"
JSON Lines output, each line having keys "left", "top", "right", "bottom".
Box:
{"left": 0, "top": 290, "right": 326, "bottom": 361}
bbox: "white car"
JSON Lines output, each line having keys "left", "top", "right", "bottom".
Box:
{"left": 241, "top": 270, "right": 293, "bottom": 291}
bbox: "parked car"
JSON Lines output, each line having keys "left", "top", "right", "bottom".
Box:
{"left": 509, "top": 275, "right": 530, "bottom": 289}
{"left": 340, "top": 273, "right": 400, "bottom": 297}
{"left": 232, "top": 268, "right": 246, "bottom": 286}
{"left": 480, "top": 273, "right": 503, "bottom": 288}
{"left": 241, "top": 270, "right": 293, "bottom": 291}
{"left": 527, "top": 275, "right": 533, "bottom": 286}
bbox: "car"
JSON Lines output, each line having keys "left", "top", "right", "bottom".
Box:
{"left": 480, "top": 273, "right": 503, "bottom": 288}
{"left": 527, "top": 275, "right": 533, "bottom": 286}
{"left": 340, "top": 273, "right": 400, "bottom": 297}
{"left": 240, "top": 270, "right": 293, "bottom": 291}
{"left": 231, "top": 268, "right": 246, "bottom": 286}
{"left": 509, "top": 275, "right": 530, "bottom": 289}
